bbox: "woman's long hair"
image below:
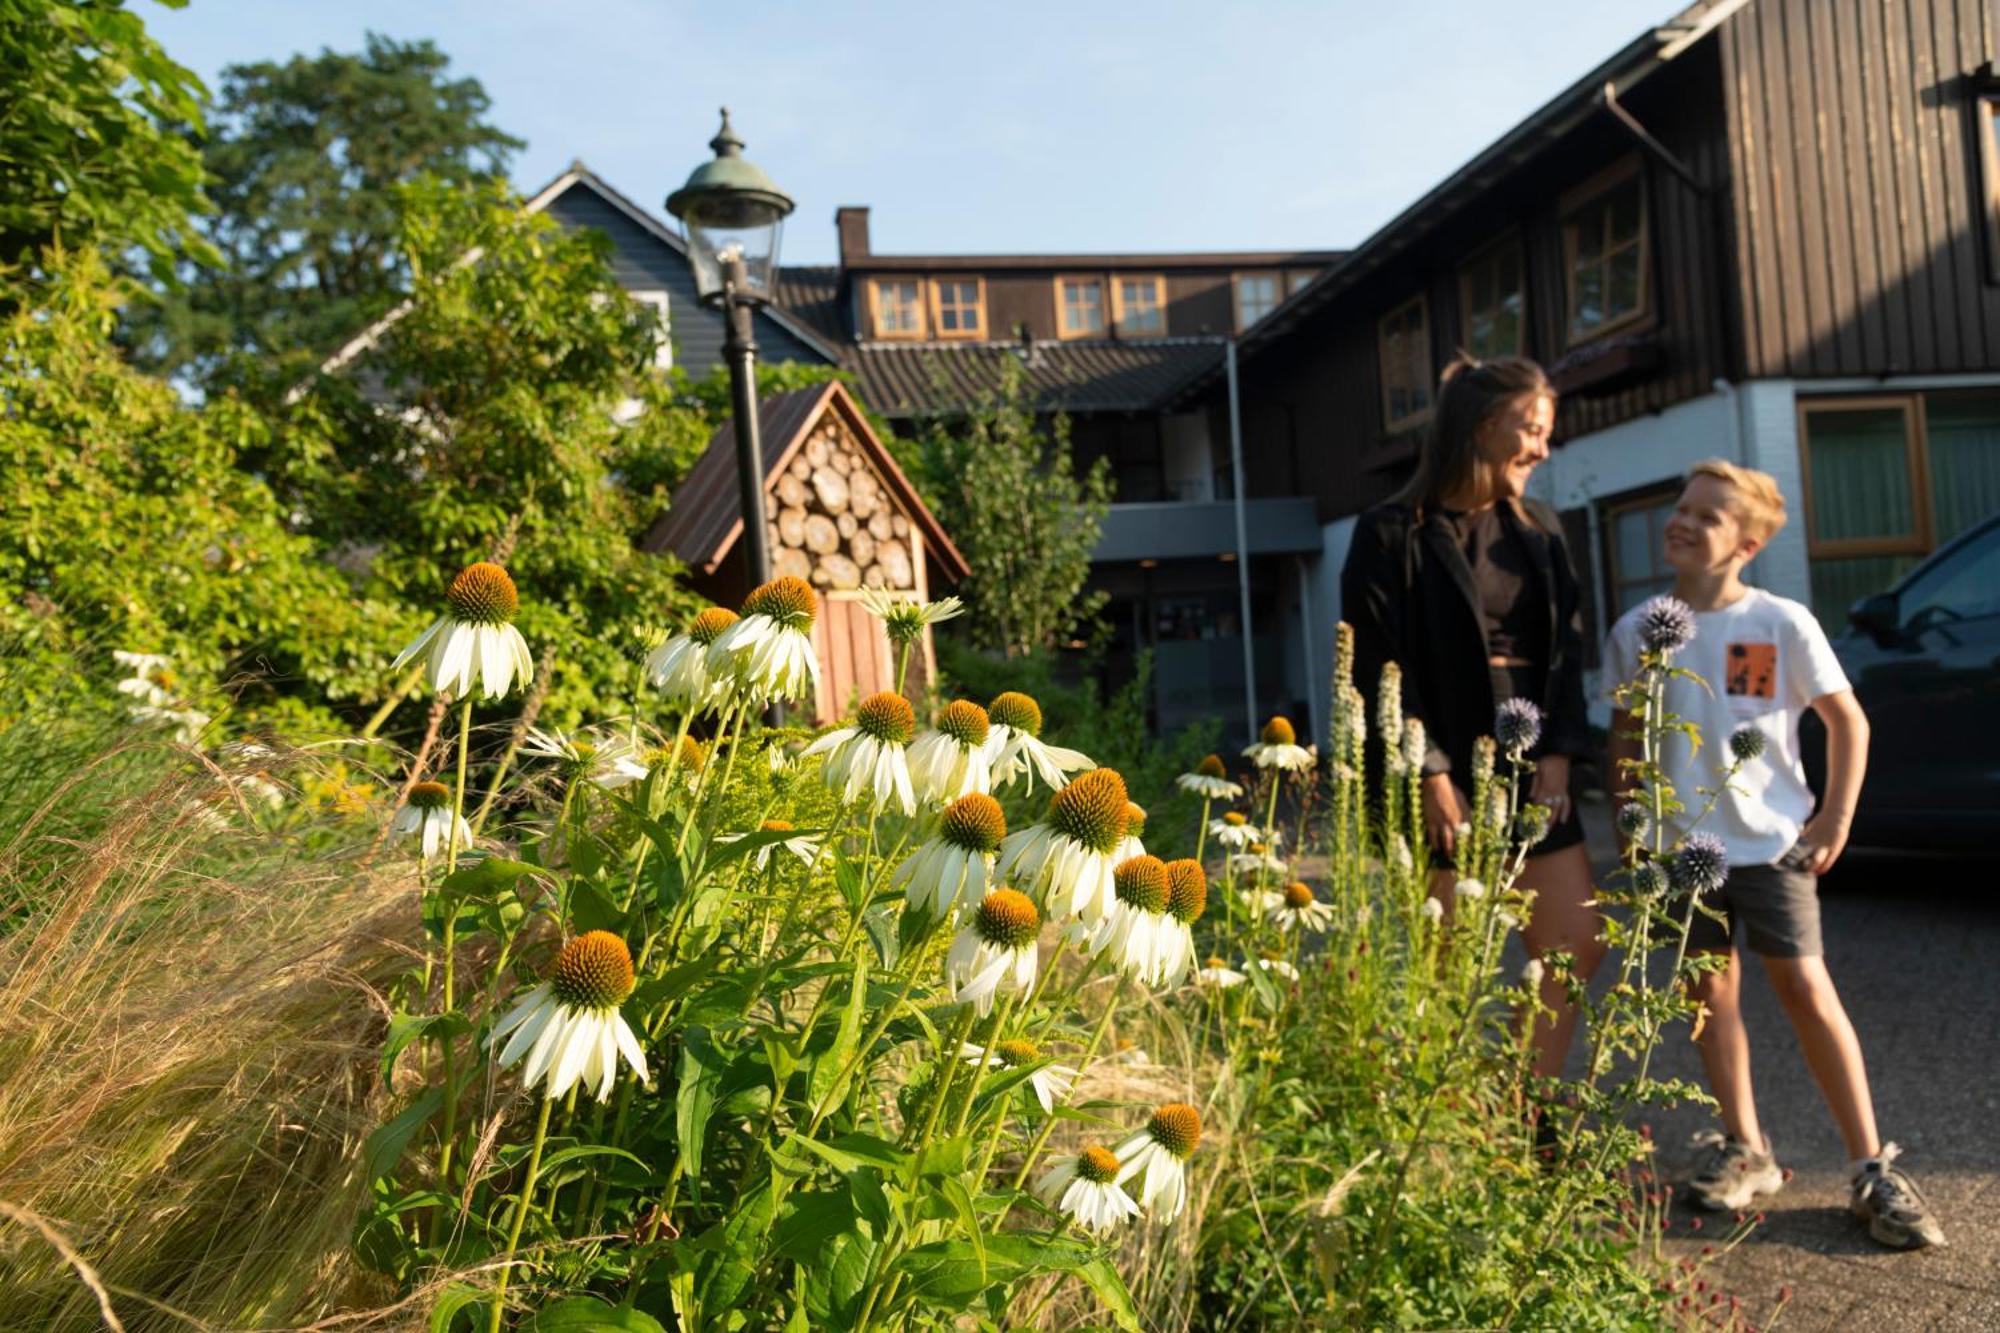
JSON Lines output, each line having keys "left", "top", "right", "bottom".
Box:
{"left": 1396, "top": 353, "right": 1555, "bottom": 517}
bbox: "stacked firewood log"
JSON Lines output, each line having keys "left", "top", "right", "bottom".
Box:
{"left": 766, "top": 418, "right": 916, "bottom": 591}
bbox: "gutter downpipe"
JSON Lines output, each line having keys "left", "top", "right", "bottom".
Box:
{"left": 1227, "top": 338, "right": 1257, "bottom": 743}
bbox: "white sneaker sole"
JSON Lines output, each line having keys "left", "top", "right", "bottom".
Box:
{"left": 1689, "top": 1165, "right": 1783, "bottom": 1212}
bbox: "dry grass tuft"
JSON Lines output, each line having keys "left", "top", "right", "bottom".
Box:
{"left": 0, "top": 728, "right": 418, "bottom": 1332}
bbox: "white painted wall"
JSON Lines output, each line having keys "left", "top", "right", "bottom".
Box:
{"left": 1300, "top": 513, "right": 1359, "bottom": 749}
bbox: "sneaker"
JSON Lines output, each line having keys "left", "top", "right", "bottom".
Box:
{"left": 1686, "top": 1131, "right": 1783, "bottom": 1211}
{"left": 1850, "top": 1143, "right": 1947, "bottom": 1249}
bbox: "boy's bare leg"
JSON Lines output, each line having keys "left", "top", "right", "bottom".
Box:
{"left": 1691, "top": 947, "right": 1765, "bottom": 1150}
{"left": 1517, "top": 842, "right": 1606, "bottom": 1079}
{"left": 1761, "top": 955, "right": 1881, "bottom": 1162}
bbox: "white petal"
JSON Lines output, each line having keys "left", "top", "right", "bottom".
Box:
{"left": 392, "top": 617, "right": 446, "bottom": 670}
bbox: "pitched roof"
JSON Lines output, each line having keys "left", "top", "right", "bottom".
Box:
{"left": 843, "top": 337, "right": 1229, "bottom": 419}
{"left": 773, "top": 264, "right": 848, "bottom": 345}
{"left": 646, "top": 380, "right": 969, "bottom": 580}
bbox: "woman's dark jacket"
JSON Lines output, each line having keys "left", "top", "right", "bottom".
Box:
{"left": 1339, "top": 498, "right": 1591, "bottom": 787}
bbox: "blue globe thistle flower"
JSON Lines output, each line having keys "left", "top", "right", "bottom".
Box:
{"left": 1671, "top": 832, "right": 1729, "bottom": 895}
{"left": 1494, "top": 697, "right": 1543, "bottom": 754}
{"left": 1728, "top": 724, "right": 1767, "bottom": 764}
{"left": 1614, "top": 802, "right": 1652, "bottom": 842}
{"left": 1630, "top": 860, "right": 1668, "bottom": 896}
{"left": 1637, "top": 595, "right": 1697, "bottom": 655}
{"left": 1514, "top": 802, "right": 1553, "bottom": 848}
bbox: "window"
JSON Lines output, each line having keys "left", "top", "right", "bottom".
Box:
{"left": 1459, "top": 237, "right": 1524, "bottom": 359}
{"left": 1377, "top": 294, "right": 1433, "bottom": 432}
{"left": 1560, "top": 159, "right": 1649, "bottom": 344}
{"left": 1056, "top": 276, "right": 1106, "bottom": 337}
{"left": 1113, "top": 275, "right": 1166, "bottom": 337}
{"left": 1286, "top": 269, "right": 1318, "bottom": 298}
{"left": 1601, "top": 487, "right": 1679, "bottom": 619}
{"left": 630, "top": 290, "right": 673, "bottom": 370}
{"left": 871, "top": 278, "right": 926, "bottom": 338}
{"left": 929, "top": 277, "right": 984, "bottom": 338}
{"left": 1981, "top": 95, "right": 2000, "bottom": 284}
{"left": 1233, "top": 273, "right": 1280, "bottom": 329}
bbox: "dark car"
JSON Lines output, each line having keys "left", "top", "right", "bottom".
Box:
{"left": 1809, "top": 513, "right": 2000, "bottom": 853}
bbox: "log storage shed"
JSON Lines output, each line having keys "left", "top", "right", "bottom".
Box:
{"left": 644, "top": 381, "right": 969, "bottom": 724}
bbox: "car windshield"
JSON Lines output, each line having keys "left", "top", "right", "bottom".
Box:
{"left": 1897, "top": 522, "right": 2000, "bottom": 624}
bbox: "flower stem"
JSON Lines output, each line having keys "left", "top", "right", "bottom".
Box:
{"left": 435, "top": 695, "right": 473, "bottom": 1210}
{"left": 487, "top": 1094, "right": 556, "bottom": 1333}
{"left": 1010, "top": 975, "right": 1127, "bottom": 1191}
{"left": 1194, "top": 795, "right": 1212, "bottom": 866}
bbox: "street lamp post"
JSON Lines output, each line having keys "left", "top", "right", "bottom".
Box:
{"left": 666, "top": 109, "right": 796, "bottom": 592}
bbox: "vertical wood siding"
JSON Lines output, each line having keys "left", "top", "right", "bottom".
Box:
{"left": 1723, "top": 0, "right": 1999, "bottom": 376}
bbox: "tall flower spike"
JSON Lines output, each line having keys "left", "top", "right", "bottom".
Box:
{"left": 488, "top": 931, "right": 648, "bottom": 1102}
{"left": 391, "top": 561, "right": 535, "bottom": 699}
{"left": 706, "top": 576, "right": 820, "bottom": 703}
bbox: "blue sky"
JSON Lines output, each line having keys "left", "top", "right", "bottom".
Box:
{"left": 150, "top": 1, "right": 1676, "bottom": 266}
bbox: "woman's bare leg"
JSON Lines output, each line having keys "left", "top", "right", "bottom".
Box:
{"left": 1517, "top": 842, "right": 1605, "bottom": 1079}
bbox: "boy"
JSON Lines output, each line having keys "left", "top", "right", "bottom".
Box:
{"left": 1604, "top": 460, "right": 1944, "bottom": 1250}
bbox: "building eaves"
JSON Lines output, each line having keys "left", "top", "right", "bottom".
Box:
{"left": 843, "top": 338, "right": 1229, "bottom": 419}
{"left": 850, "top": 249, "right": 1346, "bottom": 273}
{"left": 1164, "top": 0, "right": 1750, "bottom": 408}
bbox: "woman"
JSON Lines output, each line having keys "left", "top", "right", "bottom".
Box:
{"left": 1340, "top": 354, "right": 1601, "bottom": 1079}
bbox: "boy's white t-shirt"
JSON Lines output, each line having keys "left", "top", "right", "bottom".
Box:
{"left": 1604, "top": 587, "right": 1850, "bottom": 868}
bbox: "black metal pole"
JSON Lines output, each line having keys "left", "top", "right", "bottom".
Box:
{"left": 721, "top": 254, "right": 771, "bottom": 591}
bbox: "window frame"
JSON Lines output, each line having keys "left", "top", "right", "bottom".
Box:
{"left": 1377, "top": 293, "right": 1435, "bottom": 434}
{"left": 1231, "top": 271, "right": 1281, "bottom": 331}
{"left": 870, "top": 277, "right": 928, "bottom": 340}
{"left": 629, "top": 289, "right": 674, "bottom": 371}
{"left": 1054, "top": 274, "right": 1107, "bottom": 339}
{"left": 1597, "top": 481, "right": 1682, "bottom": 622}
{"left": 1457, "top": 232, "right": 1526, "bottom": 359}
{"left": 1795, "top": 394, "right": 1933, "bottom": 560}
{"left": 1558, "top": 156, "right": 1652, "bottom": 347}
{"left": 1979, "top": 93, "right": 2000, "bottom": 285}
{"left": 1111, "top": 274, "right": 1168, "bottom": 338}
{"left": 927, "top": 276, "right": 986, "bottom": 340}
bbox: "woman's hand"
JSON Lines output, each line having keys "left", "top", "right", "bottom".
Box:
{"left": 1421, "top": 772, "right": 1470, "bottom": 857}
{"left": 1530, "top": 754, "right": 1572, "bottom": 826}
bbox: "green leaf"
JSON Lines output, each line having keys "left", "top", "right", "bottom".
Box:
{"left": 939, "top": 1175, "right": 985, "bottom": 1283}
{"left": 522, "top": 1297, "right": 667, "bottom": 1331}
{"left": 788, "top": 1131, "right": 908, "bottom": 1177}
{"left": 707, "top": 825, "right": 825, "bottom": 871}
{"left": 379, "top": 1010, "right": 470, "bottom": 1085}
{"left": 807, "top": 956, "right": 867, "bottom": 1117}
{"left": 567, "top": 879, "right": 623, "bottom": 934}
{"left": 534, "top": 1142, "right": 655, "bottom": 1178}
{"left": 439, "top": 856, "right": 539, "bottom": 897}
{"left": 833, "top": 857, "right": 865, "bottom": 915}
{"left": 676, "top": 1027, "right": 727, "bottom": 1189}
{"left": 629, "top": 952, "right": 720, "bottom": 1012}
{"left": 363, "top": 1086, "right": 443, "bottom": 1183}
{"left": 426, "top": 1284, "right": 486, "bottom": 1333}
{"left": 1246, "top": 957, "right": 1283, "bottom": 1014}
{"left": 1073, "top": 1257, "right": 1143, "bottom": 1331}
{"left": 772, "top": 1186, "right": 862, "bottom": 1262}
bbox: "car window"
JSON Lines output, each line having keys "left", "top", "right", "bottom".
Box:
{"left": 1897, "top": 523, "right": 2000, "bottom": 624}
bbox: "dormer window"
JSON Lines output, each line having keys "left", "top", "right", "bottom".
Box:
{"left": 1057, "top": 276, "right": 1106, "bottom": 337}
{"left": 1114, "top": 275, "right": 1166, "bottom": 337}
{"left": 1233, "top": 273, "right": 1280, "bottom": 329}
{"left": 871, "top": 278, "right": 926, "bottom": 338}
{"left": 931, "top": 277, "right": 985, "bottom": 338}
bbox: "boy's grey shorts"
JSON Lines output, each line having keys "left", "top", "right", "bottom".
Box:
{"left": 1685, "top": 862, "right": 1822, "bottom": 958}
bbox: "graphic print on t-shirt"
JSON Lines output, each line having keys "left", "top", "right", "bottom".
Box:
{"left": 1725, "top": 642, "right": 1777, "bottom": 699}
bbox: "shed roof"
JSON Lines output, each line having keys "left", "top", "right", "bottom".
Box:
{"left": 645, "top": 380, "right": 969, "bottom": 581}
{"left": 846, "top": 337, "right": 1228, "bottom": 419}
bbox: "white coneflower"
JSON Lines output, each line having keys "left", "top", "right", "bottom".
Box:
{"left": 1227, "top": 849, "right": 1288, "bottom": 878}
{"left": 906, "top": 700, "right": 996, "bottom": 804}
{"left": 961, "top": 1036, "right": 1077, "bottom": 1114}
{"left": 945, "top": 888, "right": 1042, "bottom": 1016}
{"left": 1254, "top": 950, "right": 1300, "bottom": 982}
{"left": 1209, "top": 811, "right": 1259, "bottom": 851}
{"left": 488, "top": 931, "right": 648, "bottom": 1103}
{"left": 894, "top": 793, "right": 1004, "bottom": 920}
{"left": 1036, "top": 1145, "right": 1142, "bottom": 1236}
{"left": 1242, "top": 715, "right": 1315, "bottom": 772}
{"left": 391, "top": 781, "right": 473, "bottom": 859}
{"left": 113, "top": 650, "right": 211, "bottom": 742}
{"left": 800, "top": 691, "right": 917, "bottom": 815}
{"left": 645, "top": 607, "right": 739, "bottom": 709}
{"left": 1176, "top": 753, "right": 1243, "bottom": 801}
{"left": 1194, "top": 956, "right": 1247, "bottom": 988}
{"left": 1112, "top": 801, "right": 1149, "bottom": 866}
{"left": 522, "top": 726, "right": 650, "bottom": 791}
{"left": 1453, "top": 876, "right": 1487, "bottom": 901}
{"left": 392, "top": 561, "right": 534, "bottom": 700}
{"left": 986, "top": 691, "right": 1093, "bottom": 794}
{"left": 715, "top": 819, "right": 826, "bottom": 871}
{"left": 1114, "top": 1103, "right": 1202, "bottom": 1223}
{"left": 1091, "top": 856, "right": 1174, "bottom": 982}
{"left": 1157, "top": 859, "right": 1207, "bottom": 987}
{"left": 706, "top": 576, "right": 820, "bottom": 704}
{"left": 997, "top": 768, "right": 1131, "bottom": 927}
{"left": 857, "top": 586, "right": 964, "bottom": 643}
{"left": 1258, "top": 880, "right": 1336, "bottom": 933}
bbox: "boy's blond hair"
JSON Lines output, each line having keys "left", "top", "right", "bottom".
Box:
{"left": 1688, "top": 458, "right": 1787, "bottom": 544}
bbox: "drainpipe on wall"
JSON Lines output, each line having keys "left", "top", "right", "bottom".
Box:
{"left": 1227, "top": 339, "right": 1257, "bottom": 742}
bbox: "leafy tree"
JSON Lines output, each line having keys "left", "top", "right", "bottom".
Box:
{"left": 0, "top": 249, "right": 366, "bottom": 727}
{"left": 128, "top": 33, "right": 522, "bottom": 379}
{"left": 913, "top": 360, "right": 1112, "bottom": 657}
{"left": 0, "top": 0, "right": 217, "bottom": 286}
